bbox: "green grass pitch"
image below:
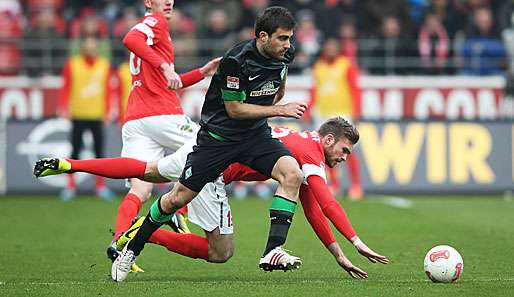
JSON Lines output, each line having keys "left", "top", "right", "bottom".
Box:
{"left": 1, "top": 195, "right": 513, "bottom": 296}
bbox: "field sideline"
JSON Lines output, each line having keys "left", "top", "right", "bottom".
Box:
{"left": 1, "top": 195, "right": 513, "bottom": 296}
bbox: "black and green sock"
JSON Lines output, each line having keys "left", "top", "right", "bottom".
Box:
{"left": 127, "top": 196, "right": 174, "bottom": 256}
{"left": 263, "top": 195, "right": 297, "bottom": 256}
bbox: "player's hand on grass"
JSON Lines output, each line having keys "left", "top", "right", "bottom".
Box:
{"left": 160, "top": 62, "right": 183, "bottom": 90}
{"left": 200, "top": 57, "right": 222, "bottom": 77}
{"left": 336, "top": 256, "right": 368, "bottom": 279}
{"left": 355, "top": 242, "right": 390, "bottom": 264}
{"left": 279, "top": 102, "right": 307, "bottom": 119}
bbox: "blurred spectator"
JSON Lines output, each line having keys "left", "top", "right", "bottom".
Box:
{"left": 112, "top": 6, "right": 139, "bottom": 38}
{"left": 310, "top": 38, "right": 363, "bottom": 199}
{"left": 238, "top": 0, "right": 269, "bottom": 40}
{"left": 282, "top": 0, "right": 320, "bottom": 15}
{"left": 460, "top": 7, "right": 506, "bottom": 75}
{"left": 169, "top": 8, "right": 199, "bottom": 72}
{"left": 429, "top": 0, "right": 459, "bottom": 38}
{"left": 418, "top": 12, "right": 450, "bottom": 74}
{"left": 111, "top": 6, "right": 139, "bottom": 66}
{"left": 453, "top": 0, "right": 491, "bottom": 24}
{"left": 293, "top": 10, "right": 323, "bottom": 70}
{"left": 189, "top": 0, "right": 241, "bottom": 33}
{"left": 315, "top": 0, "right": 356, "bottom": 37}
{"left": 69, "top": 8, "right": 111, "bottom": 59}
{"left": 240, "top": 0, "right": 269, "bottom": 28}
{"left": 27, "top": 0, "right": 63, "bottom": 10}
{"left": 22, "top": 7, "right": 66, "bottom": 77}
{"left": 357, "top": 0, "right": 411, "bottom": 37}
{"left": 368, "top": 16, "right": 416, "bottom": 74}
{"left": 70, "top": 7, "right": 109, "bottom": 38}
{"left": 338, "top": 16, "right": 358, "bottom": 64}
{"left": 408, "top": 0, "right": 429, "bottom": 30}
{"left": 27, "top": 0, "right": 66, "bottom": 34}
{"left": 0, "top": 0, "right": 22, "bottom": 75}
{"left": 198, "top": 8, "right": 236, "bottom": 62}
{"left": 57, "top": 36, "right": 115, "bottom": 201}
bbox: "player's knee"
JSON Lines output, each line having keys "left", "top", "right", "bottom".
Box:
{"left": 162, "top": 185, "right": 192, "bottom": 211}
{"left": 209, "top": 248, "right": 233, "bottom": 263}
{"left": 144, "top": 161, "right": 160, "bottom": 178}
{"left": 128, "top": 185, "right": 152, "bottom": 202}
{"left": 282, "top": 168, "right": 303, "bottom": 190}
{"left": 160, "top": 193, "right": 178, "bottom": 212}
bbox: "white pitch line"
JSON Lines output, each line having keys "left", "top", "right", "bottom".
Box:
{"left": 368, "top": 195, "right": 414, "bottom": 209}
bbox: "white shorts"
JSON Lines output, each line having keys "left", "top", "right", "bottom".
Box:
{"left": 156, "top": 138, "right": 195, "bottom": 182}
{"left": 121, "top": 114, "right": 198, "bottom": 161}
{"left": 188, "top": 176, "right": 233, "bottom": 235}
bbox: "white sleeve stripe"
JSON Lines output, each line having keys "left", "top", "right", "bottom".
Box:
{"left": 132, "top": 23, "right": 154, "bottom": 45}
{"left": 301, "top": 164, "right": 327, "bottom": 185}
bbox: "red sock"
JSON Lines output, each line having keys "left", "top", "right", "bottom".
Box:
{"left": 94, "top": 176, "right": 106, "bottom": 191}
{"left": 113, "top": 193, "right": 142, "bottom": 240}
{"left": 66, "top": 173, "right": 76, "bottom": 190}
{"left": 149, "top": 229, "right": 209, "bottom": 261}
{"left": 68, "top": 158, "right": 146, "bottom": 179}
{"left": 346, "top": 154, "right": 361, "bottom": 186}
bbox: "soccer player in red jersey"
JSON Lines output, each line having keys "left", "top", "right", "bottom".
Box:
{"left": 35, "top": 117, "right": 389, "bottom": 278}
{"left": 113, "top": 0, "right": 221, "bottom": 263}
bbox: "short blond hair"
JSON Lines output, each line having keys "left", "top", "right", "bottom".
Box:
{"left": 318, "top": 117, "right": 359, "bottom": 144}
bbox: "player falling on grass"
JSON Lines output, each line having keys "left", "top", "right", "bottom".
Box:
{"left": 111, "top": 0, "right": 220, "bottom": 271}
{"left": 35, "top": 117, "right": 389, "bottom": 278}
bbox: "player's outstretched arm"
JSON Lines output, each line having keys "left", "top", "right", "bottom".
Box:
{"left": 306, "top": 175, "right": 357, "bottom": 240}
{"left": 307, "top": 175, "right": 389, "bottom": 264}
{"left": 224, "top": 101, "right": 307, "bottom": 120}
{"left": 199, "top": 57, "right": 222, "bottom": 77}
{"left": 177, "top": 57, "right": 222, "bottom": 89}
{"left": 300, "top": 185, "right": 367, "bottom": 278}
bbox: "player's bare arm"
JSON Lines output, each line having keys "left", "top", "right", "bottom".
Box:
{"left": 224, "top": 100, "right": 306, "bottom": 120}
{"left": 200, "top": 57, "right": 222, "bottom": 77}
{"left": 160, "top": 62, "right": 183, "bottom": 90}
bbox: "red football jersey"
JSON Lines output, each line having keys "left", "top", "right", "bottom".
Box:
{"left": 123, "top": 13, "right": 184, "bottom": 122}
{"left": 223, "top": 127, "right": 327, "bottom": 184}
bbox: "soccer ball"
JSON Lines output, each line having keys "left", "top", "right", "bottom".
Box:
{"left": 423, "top": 245, "right": 464, "bottom": 283}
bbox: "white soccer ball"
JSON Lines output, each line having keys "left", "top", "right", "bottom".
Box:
{"left": 423, "top": 245, "right": 464, "bottom": 283}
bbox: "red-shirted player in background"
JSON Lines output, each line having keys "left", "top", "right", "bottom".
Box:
{"left": 111, "top": 0, "right": 221, "bottom": 265}
{"left": 35, "top": 117, "right": 389, "bottom": 278}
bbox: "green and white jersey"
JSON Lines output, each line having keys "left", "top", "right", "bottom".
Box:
{"left": 200, "top": 39, "right": 294, "bottom": 141}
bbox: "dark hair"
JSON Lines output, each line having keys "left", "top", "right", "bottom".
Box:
{"left": 255, "top": 6, "right": 296, "bottom": 37}
{"left": 318, "top": 117, "right": 359, "bottom": 144}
